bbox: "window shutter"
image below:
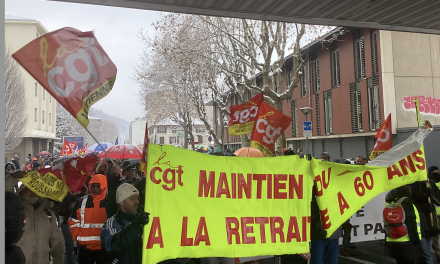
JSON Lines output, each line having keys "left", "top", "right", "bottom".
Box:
{"left": 312, "top": 55, "right": 320, "bottom": 94}
{"left": 370, "top": 30, "right": 378, "bottom": 76}
{"left": 164, "top": 127, "right": 167, "bottom": 133}
{"left": 301, "top": 66, "right": 307, "bottom": 98}
{"left": 324, "top": 90, "right": 333, "bottom": 134}
{"left": 353, "top": 29, "right": 365, "bottom": 81}
{"left": 331, "top": 42, "right": 340, "bottom": 88}
{"left": 290, "top": 100, "right": 298, "bottom": 137}
{"left": 315, "top": 93, "right": 321, "bottom": 135}
{"left": 368, "top": 76, "right": 381, "bottom": 130}
{"left": 340, "top": 138, "right": 345, "bottom": 159}
{"left": 169, "top": 137, "right": 172, "bottom": 144}
{"left": 335, "top": 49, "right": 340, "bottom": 87}
{"left": 350, "top": 82, "right": 358, "bottom": 132}
{"left": 160, "top": 137, "right": 164, "bottom": 144}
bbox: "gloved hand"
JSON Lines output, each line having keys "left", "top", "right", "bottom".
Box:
{"left": 134, "top": 212, "right": 150, "bottom": 227}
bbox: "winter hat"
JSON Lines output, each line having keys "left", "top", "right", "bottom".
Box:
{"left": 116, "top": 183, "right": 139, "bottom": 204}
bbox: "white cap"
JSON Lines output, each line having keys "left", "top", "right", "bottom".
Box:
{"left": 116, "top": 183, "right": 139, "bottom": 204}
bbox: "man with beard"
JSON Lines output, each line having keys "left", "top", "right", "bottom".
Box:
{"left": 101, "top": 183, "right": 150, "bottom": 264}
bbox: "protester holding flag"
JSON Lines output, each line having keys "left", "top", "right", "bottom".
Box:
{"left": 16, "top": 186, "right": 65, "bottom": 264}
{"left": 101, "top": 183, "right": 150, "bottom": 264}
{"left": 69, "top": 174, "right": 109, "bottom": 264}
{"left": 428, "top": 166, "right": 440, "bottom": 262}
{"left": 384, "top": 186, "right": 421, "bottom": 264}
{"left": 59, "top": 185, "right": 89, "bottom": 264}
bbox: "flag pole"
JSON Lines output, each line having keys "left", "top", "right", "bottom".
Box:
{"left": 85, "top": 128, "right": 116, "bottom": 166}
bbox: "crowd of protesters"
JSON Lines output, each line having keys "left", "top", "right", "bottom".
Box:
{"left": 4, "top": 149, "right": 440, "bottom": 264}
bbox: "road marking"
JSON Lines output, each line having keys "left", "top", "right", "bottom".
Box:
{"left": 340, "top": 256, "right": 377, "bottom": 264}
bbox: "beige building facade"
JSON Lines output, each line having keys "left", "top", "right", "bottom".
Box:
{"left": 380, "top": 31, "right": 440, "bottom": 131}
{"left": 5, "top": 15, "right": 57, "bottom": 160}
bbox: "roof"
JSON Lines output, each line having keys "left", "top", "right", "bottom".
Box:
{"left": 5, "top": 14, "right": 36, "bottom": 21}
{"left": 5, "top": 14, "right": 49, "bottom": 33}
{"left": 52, "top": 0, "right": 440, "bottom": 34}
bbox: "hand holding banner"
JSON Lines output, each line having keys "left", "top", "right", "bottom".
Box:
{"left": 12, "top": 27, "right": 117, "bottom": 129}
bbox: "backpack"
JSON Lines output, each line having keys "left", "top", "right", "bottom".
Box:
{"left": 383, "top": 197, "right": 408, "bottom": 239}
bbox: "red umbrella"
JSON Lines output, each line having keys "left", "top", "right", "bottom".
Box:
{"left": 97, "top": 144, "right": 142, "bottom": 159}
{"left": 38, "top": 151, "right": 51, "bottom": 156}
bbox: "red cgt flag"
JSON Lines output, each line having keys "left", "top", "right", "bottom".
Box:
{"left": 61, "top": 139, "right": 72, "bottom": 157}
{"left": 249, "top": 101, "right": 292, "bottom": 156}
{"left": 139, "top": 123, "right": 149, "bottom": 174}
{"left": 370, "top": 113, "right": 392, "bottom": 160}
{"left": 12, "top": 27, "right": 117, "bottom": 129}
{"left": 228, "top": 93, "right": 263, "bottom": 135}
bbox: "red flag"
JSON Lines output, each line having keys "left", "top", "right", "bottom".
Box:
{"left": 228, "top": 93, "right": 263, "bottom": 135}
{"left": 370, "top": 113, "right": 392, "bottom": 160}
{"left": 61, "top": 140, "right": 72, "bottom": 157}
{"left": 79, "top": 143, "right": 88, "bottom": 155}
{"left": 68, "top": 141, "right": 78, "bottom": 156}
{"left": 249, "top": 101, "right": 292, "bottom": 156}
{"left": 12, "top": 27, "right": 117, "bottom": 129}
{"left": 140, "top": 123, "right": 149, "bottom": 174}
{"left": 63, "top": 155, "right": 98, "bottom": 193}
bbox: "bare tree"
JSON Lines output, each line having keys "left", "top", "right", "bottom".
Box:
{"left": 4, "top": 47, "right": 27, "bottom": 151}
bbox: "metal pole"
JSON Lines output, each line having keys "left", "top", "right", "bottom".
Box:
{"left": 305, "top": 114, "right": 309, "bottom": 155}
{"left": 85, "top": 128, "right": 115, "bottom": 166}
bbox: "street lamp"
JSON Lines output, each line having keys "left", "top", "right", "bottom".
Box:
{"left": 299, "top": 107, "right": 313, "bottom": 155}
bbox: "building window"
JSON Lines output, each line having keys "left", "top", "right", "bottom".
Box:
{"left": 370, "top": 30, "right": 379, "bottom": 76}
{"left": 367, "top": 76, "right": 381, "bottom": 130}
{"left": 286, "top": 71, "right": 292, "bottom": 88}
{"left": 35, "top": 83, "right": 38, "bottom": 96}
{"left": 330, "top": 41, "right": 340, "bottom": 88}
{"left": 315, "top": 93, "right": 321, "bottom": 135}
{"left": 35, "top": 108, "right": 37, "bottom": 122}
{"left": 197, "top": 135, "right": 203, "bottom": 143}
{"left": 290, "top": 100, "right": 298, "bottom": 137}
{"left": 171, "top": 127, "right": 177, "bottom": 133}
{"left": 300, "top": 66, "right": 307, "bottom": 98}
{"left": 350, "top": 82, "right": 363, "bottom": 132}
{"left": 42, "top": 111, "right": 45, "bottom": 124}
{"left": 49, "top": 113, "right": 52, "bottom": 125}
{"left": 196, "top": 127, "right": 205, "bottom": 133}
{"left": 158, "top": 127, "right": 166, "bottom": 133}
{"left": 353, "top": 29, "right": 366, "bottom": 81}
{"left": 340, "top": 138, "right": 345, "bottom": 159}
{"left": 159, "top": 137, "right": 164, "bottom": 144}
{"left": 324, "top": 90, "right": 333, "bottom": 134}
{"left": 169, "top": 137, "right": 177, "bottom": 144}
{"left": 311, "top": 53, "right": 320, "bottom": 94}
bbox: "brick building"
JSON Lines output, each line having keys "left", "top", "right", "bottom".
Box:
{"left": 216, "top": 27, "right": 440, "bottom": 166}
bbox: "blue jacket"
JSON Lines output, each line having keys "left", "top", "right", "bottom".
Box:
{"left": 101, "top": 210, "right": 143, "bottom": 264}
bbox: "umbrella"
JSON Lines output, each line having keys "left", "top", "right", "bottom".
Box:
{"left": 196, "top": 145, "right": 212, "bottom": 153}
{"left": 234, "top": 147, "right": 265, "bottom": 157}
{"left": 87, "top": 142, "right": 114, "bottom": 152}
{"left": 97, "top": 144, "right": 142, "bottom": 159}
{"left": 38, "top": 151, "right": 51, "bottom": 156}
{"left": 213, "top": 147, "right": 223, "bottom": 153}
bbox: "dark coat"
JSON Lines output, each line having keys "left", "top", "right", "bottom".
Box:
{"left": 101, "top": 210, "right": 143, "bottom": 264}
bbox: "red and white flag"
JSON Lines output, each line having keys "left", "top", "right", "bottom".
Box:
{"left": 228, "top": 93, "right": 263, "bottom": 135}
{"left": 61, "top": 140, "right": 72, "bottom": 157}
{"left": 370, "top": 113, "right": 392, "bottom": 160}
{"left": 249, "top": 101, "right": 292, "bottom": 156}
{"left": 12, "top": 27, "right": 117, "bottom": 129}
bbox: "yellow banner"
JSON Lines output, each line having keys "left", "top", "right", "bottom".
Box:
{"left": 20, "top": 170, "right": 70, "bottom": 202}
{"left": 142, "top": 145, "right": 428, "bottom": 263}
{"left": 312, "top": 147, "right": 427, "bottom": 237}
{"left": 228, "top": 122, "right": 255, "bottom": 135}
{"left": 143, "top": 144, "right": 313, "bottom": 264}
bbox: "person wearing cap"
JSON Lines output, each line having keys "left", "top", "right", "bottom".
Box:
{"left": 101, "top": 183, "right": 150, "bottom": 264}
{"left": 68, "top": 174, "right": 109, "bottom": 264}
{"left": 16, "top": 186, "right": 65, "bottom": 264}
{"left": 320, "top": 152, "right": 330, "bottom": 161}
{"left": 120, "top": 164, "right": 141, "bottom": 184}
{"left": 5, "top": 162, "right": 19, "bottom": 193}
{"left": 12, "top": 154, "right": 20, "bottom": 173}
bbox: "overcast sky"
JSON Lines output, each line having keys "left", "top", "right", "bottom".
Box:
{"left": 5, "top": 0, "right": 163, "bottom": 122}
